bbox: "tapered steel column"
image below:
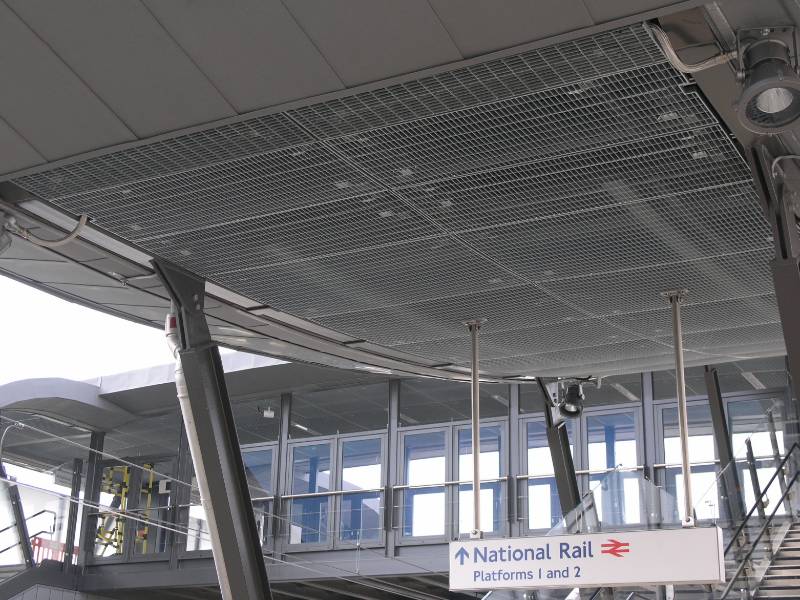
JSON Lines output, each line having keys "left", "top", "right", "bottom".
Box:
{"left": 747, "top": 145, "right": 800, "bottom": 409}
{"left": 536, "top": 379, "right": 581, "bottom": 519}
{"left": 153, "top": 259, "right": 271, "bottom": 600}
{"left": 665, "top": 289, "right": 694, "bottom": 527}
{"left": 464, "top": 318, "right": 486, "bottom": 539}
{"left": 705, "top": 366, "right": 746, "bottom": 526}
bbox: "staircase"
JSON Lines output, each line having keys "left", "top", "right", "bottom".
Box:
{"left": 756, "top": 523, "right": 800, "bottom": 599}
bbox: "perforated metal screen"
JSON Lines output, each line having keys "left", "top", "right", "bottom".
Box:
{"left": 11, "top": 24, "right": 782, "bottom": 378}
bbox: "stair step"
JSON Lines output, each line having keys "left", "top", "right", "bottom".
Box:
{"left": 756, "top": 591, "right": 800, "bottom": 598}
{"left": 765, "top": 569, "right": 800, "bottom": 576}
{"left": 760, "top": 580, "right": 800, "bottom": 588}
{"left": 768, "top": 562, "right": 800, "bottom": 569}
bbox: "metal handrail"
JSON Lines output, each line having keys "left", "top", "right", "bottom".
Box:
{"left": 720, "top": 470, "right": 800, "bottom": 599}
{"left": 724, "top": 442, "right": 799, "bottom": 556}
{"left": 0, "top": 508, "right": 57, "bottom": 536}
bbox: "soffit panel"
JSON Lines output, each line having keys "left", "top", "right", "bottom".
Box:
{"left": 0, "top": 2, "right": 134, "bottom": 161}
{"left": 9, "top": 24, "right": 780, "bottom": 378}
{"left": 281, "top": 0, "right": 463, "bottom": 86}
{"left": 8, "top": 0, "right": 235, "bottom": 138}
{"left": 142, "top": 0, "right": 344, "bottom": 113}
{"left": 0, "top": 119, "right": 44, "bottom": 174}
{"left": 583, "top": 0, "right": 691, "bottom": 23}
{"left": 429, "top": 0, "right": 595, "bottom": 58}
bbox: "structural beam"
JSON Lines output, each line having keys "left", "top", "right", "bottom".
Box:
{"left": 62, "top": 458, "right": 83, "bottom": 570}
{"left": 747, "top": 144, "right": 800, "bottom": 407}
{"left": 78, "top": 431, "right": 104, "bottom": 567}
{"left": 704, "top": 366, "right": 746, "bottom": 526}
{"left": 153, "top": 259, "right": 272, "bottom": 600}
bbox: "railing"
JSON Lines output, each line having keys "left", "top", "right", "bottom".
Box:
{"left": 718, "top": 443, "right": 800, "bottom": 599}
{"left": 0, "top": 507, "right": 57, "bottom": 562}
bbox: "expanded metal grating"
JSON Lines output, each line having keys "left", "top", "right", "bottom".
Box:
{"left": 8, "top": 24, "right": 783, "bottom": 377}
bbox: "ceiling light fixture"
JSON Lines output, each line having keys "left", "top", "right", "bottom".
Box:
{"left": 559, "top": 383, "right": 584, "bottom": 418}
{"left": 736, "top": 30, "right": 800, "bottom": 134}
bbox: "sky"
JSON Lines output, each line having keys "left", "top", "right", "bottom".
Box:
{"left": 0, "top": 274, "right": 179, "bottom": 385}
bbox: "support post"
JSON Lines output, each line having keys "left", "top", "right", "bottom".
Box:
{"left": 508, "top": 384, "right": 521, "bottom": 538}
{"left": 385, "top": 381, "right": 399, "bottom": 556}
{"left": 705, "top": 366, "right": 746, "bottom": 526}
{"left": 62, "top": 458, "right": 83, "bottom": 570}
{"left": 78, "top": 431, "right": 104, "bottom": 567}
{"left": 747, "top": 145, "right": 800, "bottom": 412}
{"left": 464, "top": 318, "right": 486, "bottom": 539}
{"left": 665, "top": 289, "right": 694, "bottom": 527}
{"left": 766, "top": 411, "right": 791, "bottom": 513}
{"left": 745, "top": 439, "right": 767, "bottom": 522}
{"left": 273, "top": 393, "right": 291, "bottom": 558}
{"left": 153, "top": 259, "right": 272, "bottom": 600}
{"left": 536, "top": 380, "right": 581, "bottom": 522}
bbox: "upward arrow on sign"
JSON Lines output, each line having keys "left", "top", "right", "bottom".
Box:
{"left": 454, "top": 547, "right": 470, "bottom": 565}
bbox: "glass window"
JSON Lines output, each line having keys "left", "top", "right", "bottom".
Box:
{"left": 402, "top": 431, "right": 446, "bottom": 537}
{"left": 584, "top": 375, "right": 643, "bottom": 406}
{"left": 457, "top": 425, "right": 502, "bottom": 534}
{"left": 728, "top": 397, "right": 785, "bottom": 459}
{"left": 243, "top": 448, "right": 274, "bottom": 545}
{"left": 661, "top": 405, "right": 718, "bottom": 521}
{"left": 133, "top": 461, "right": 173, "bottom": 555}
{"left": 525, "top": 420, "right": 574, "bottom": 529}
{"left": 653, "top": 366, "right": 708, "bottom": 400}
{"left": 587, "top": 413, "right": 637, "bottom": 471}
{"left": 340, "top": 438, "right": 382, "bottom": 542}
{"left": 233, "top": 399, "right": 281, "bottom": 444}
{"left": 400, "top": 380, "right": 509, "bottom": 425}
{"left": 292, "top": 383, "right": 388, "bottom": 437}
{"left": 289, "top": 443, "right": 331, "bottom": 544}
{"left": 186, "top": 480, "right": 211, "bottom": 552}
{"left": 587, "top": 412, "right": 640, "bottom": 526}
{"left": 94, "top": 464, "right": 131, "bottom": 558}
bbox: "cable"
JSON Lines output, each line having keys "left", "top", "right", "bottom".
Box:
{"left": 771, "top": 154, "right": 800, "bottom": 177}
{"left": 2, "top": 212, "right": 89, "bottom": 248}
{"left": 647, "top": 24, "right": 737, "bottom": 74}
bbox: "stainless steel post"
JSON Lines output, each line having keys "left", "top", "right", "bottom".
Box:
{"left": 465, "top": 318, "right": 486, "bottom": 539}
{"left": 665, "top": 289, "right": 695, "bottom": 527}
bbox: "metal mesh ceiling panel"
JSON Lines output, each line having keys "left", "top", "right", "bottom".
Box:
{"left": 10, "top": 24, "right": 781, "bottom": 377}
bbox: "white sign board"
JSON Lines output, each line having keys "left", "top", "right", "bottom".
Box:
{"left": 449, "top": 527, "right": 724, "bottom": 591}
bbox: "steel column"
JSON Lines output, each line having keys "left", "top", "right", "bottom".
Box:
{"left": 385, "top": 380, "right": 399, "bottom": 556}
{"left": 508, "top": 384, "right": 521, "bottom": 538}
{"left": 536, "top": 379, "right": 581, "bottom": 520}
{"left": 62, "top": 458, "right": 83, "bottom": 570}
{"left": 747, "top": 144, "right": 800, "bottom": 410}
{"left": 78, "top": 431, "right": 104, "bottom": 567}
{"left": 464, "top": 319, "right": 485, "bottom": 539}
{"left": 666, "top": 289, "right": 694, "bottom": 527}
{"left": 705, "top": 366, "right": 746, "bottom": 527}
{"left": 273, "top": 392, "right": 291, "bottom": 558}
{"left": 745, "top": 439, "right": 767, "bottom": 522}
{"left": 153, "top": 259, "right": 271, "bottom": 600}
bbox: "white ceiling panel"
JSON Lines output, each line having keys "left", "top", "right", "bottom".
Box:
{"left": 0, "top": 118, "right": 44, "bottom": 175}
{"left": 583, "top": 0, "right": 686, "bottom": 23}
{"left": 429, "top": 0, "right": 595, "bottom": 57}
{"left": 0, "top": 2, "right": 133, "bottom": 161}
{"left": 282, "top": 0, "right": 462, "bottom": 86}
{"left": 8, "top": 0, "right": 235, "bottom": 138}
{"left": 144, "top": 0, "right": 344, "bottom": 113}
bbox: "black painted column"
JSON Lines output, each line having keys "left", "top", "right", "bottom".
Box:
{"left": 153, "top": 259, "right": 271, "bottom": 600}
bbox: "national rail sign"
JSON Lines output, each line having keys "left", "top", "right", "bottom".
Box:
{"left": 449, "top": 527, "right": 725, "bottom": 591}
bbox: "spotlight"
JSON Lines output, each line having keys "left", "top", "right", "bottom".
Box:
{"left": 559, "top": 383, "right": 584, "bottom": 418}
{"left": 736, "top": 34, "right": 800, "bottom": 134}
